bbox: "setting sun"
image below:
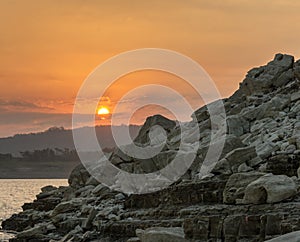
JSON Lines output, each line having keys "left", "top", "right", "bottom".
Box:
{"left": 97, "top": 107, "right": 110, "bottom": 115}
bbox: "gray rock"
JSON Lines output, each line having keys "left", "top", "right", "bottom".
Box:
{"left": 247, "top": 156, "right": 263, "bottom": 167}
{"left": 211, "top": 158, "right": 232, "bottom": 175}
{"left": 212, "top": 146, "right": 258, "bottom": 174}
{"left": 92, "top": 183, "right": 109, "bottom": 196}
{"left": 41, "top": 185, "right": 57, "bottom": 193}
{"left": 17, "top": 223, "right": 47, "bottom": 238}
{"left": 257, "top": 142, "right": 280, "bottom": 159}
{"left": 297, "top": 167, "right": 300, "bottom": 178}
{"left": 85, "top": 176, "right": 99, "bottom": 186}
{"left": 68, "top": 164, "right": 91, "bottom": 189}
{"left": 238, "top": 163, "right": 253, "bottom": 172}
{"left": 227, "top": 115, "right": 250, "bottom": 136}
{"left": 242, "top": 174, "right": 297, "bottom": 204}
{"left": 136, "top": 227, "right": 187, "bottom": 242}
{"left": 274, "top": 68, "right": 294, "bottom": 87}
{"left": 51, "top": 198, "right": 83, "bottom": 217}
{"left": 226, "top": 146, "right": 257, "bottom": 165}
{"left": 82, "top": 207, "right": 97, "bottom": 230}
{"left": 286, "top": 144, "right": 297, "bottom": 154}
{"left": 291, "top": 91, "right": 300, "bottom": 102}
{"left": 265, "top": 231, "right": 300, "bottom": 242}
{"left": 134, "top": 114, "right": 176, "bottom": 144}
{"left": 193, "top": 105, "right": 209, "bottom": 123}
{"left": 127, "top": 238, "right": 141, "bottom": 242}
{"left": 223, "top": 172, "right": 266, "bottom": 204}
{"left": 60, "top": 225, "right": 83, "bottom": 242}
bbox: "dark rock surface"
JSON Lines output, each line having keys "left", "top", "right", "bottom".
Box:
{"left": 2, "top": 53, "right": 300, "bottom": 241}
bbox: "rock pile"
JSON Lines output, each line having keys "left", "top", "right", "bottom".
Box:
{"left": 2, "top": 53, "right": 300, "bottom": 241}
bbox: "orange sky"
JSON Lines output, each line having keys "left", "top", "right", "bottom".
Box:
{"left": 1, "top": 0, "right": 300, "bottom": 137}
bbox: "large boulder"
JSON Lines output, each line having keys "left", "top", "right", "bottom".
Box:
{"left": 134, "top": 114, "right": 176, "bottom": 144}
{"left": 68, "top": 164, "right": 91, "bottom": 189}
{"left": 223, "top": 172, "right": 266, "bottom": 204}
{"left": 242, "top": 174, "right": 298, "bottom": 204}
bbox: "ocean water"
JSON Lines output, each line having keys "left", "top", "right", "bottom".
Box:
{"left": 0, "top": 179, "right": 67, "bottom": 241}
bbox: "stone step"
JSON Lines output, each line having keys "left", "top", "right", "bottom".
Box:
{"left": 98, "top": 218, "right": 184, "bottom": 240}
{"left": 96, "top": 201, "right": 300, "bottom": 242}
{"left": 125, "top": 178, "right": 228, "bottom": 209}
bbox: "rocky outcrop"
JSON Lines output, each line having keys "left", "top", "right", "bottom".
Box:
{"left": 2, "top": 53, "right": 300, "bottom": 241}
{"left": 233, "top": 53, "right": 294, "bottom": 97}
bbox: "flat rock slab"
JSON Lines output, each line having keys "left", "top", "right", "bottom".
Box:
{"left": 136, "top": 227, "right": 187, "bottom": 242}
{"left": 265, "top": 231, "right": 300, "bottom": 242}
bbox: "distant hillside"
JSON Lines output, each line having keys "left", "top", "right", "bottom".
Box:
{"left": 0, "top": 125, "right": 141, "bottom": 157}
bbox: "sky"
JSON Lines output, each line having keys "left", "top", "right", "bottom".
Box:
{"left": 1, "top": 0, "right": 300, "bottom": 137}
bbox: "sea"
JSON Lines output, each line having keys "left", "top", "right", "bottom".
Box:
{"left": 0, "top": 179, "right": 67, "bottom": 241}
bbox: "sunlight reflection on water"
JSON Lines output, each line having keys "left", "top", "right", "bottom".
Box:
{"left": 0, "top": 179, "right": 67, "bottom": 224}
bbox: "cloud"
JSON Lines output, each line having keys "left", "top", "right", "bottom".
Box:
{"left": 0, "top": 111, "right": 76, "bottom": 137}
{"left": 0, "top": 99, "right": 53, "bottom": 112}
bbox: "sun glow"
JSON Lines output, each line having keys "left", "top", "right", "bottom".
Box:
{"left": 97, "top": 107, "right": 110, "bottom": 115}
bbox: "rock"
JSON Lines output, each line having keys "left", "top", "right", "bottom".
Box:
{"left": 115, "top": 193, "right": 126, "bottom": 201}
{"left": 68, "top": 164, "right": 91, "bottom": 189}
{"left": 17, "top": 223, "right": 47, "bottom": 239}
{"left": 133, "top": 150, "right": 177, "bottom": 173}
{"left": 75, "top": 185, "right": 94, "bottom": 197}
{"left": 51, "top": 198, "right": 83, "bottom": 217}
{"left": 82, "top": 207, "right": 97, "bottom": 230}
{"left": 60, "top": 225, "right": 83, "bottom": 242}
{"left": 265, "top": 231, "right": 300, "bottom": 242}
{"left": 219, "top": 135, "right": 246, "bottom": 158}
{"left": 286, "top": 144, "right": 297, "bottom": 154}
{"left": 291, "top": 91, "right": 300, "bottom": 102}
{"left": 264, "top": 154, "right": 300, "bottom": 177}
{"left": 242, "top": 96, "right": 290, "bottom": 121}
{"left": 223, "top": 172, "right": 266, "bottom": 204}
{"left": 225, "top": 146, "right": 257, "bottom": 172}
{"left": 41, "top": 185, "right": 57, "bottom": 193}
{"left": 242, "top": 174, "right": 297, "bottom": 204}
{"left": 257, "top": 142, "right": 280, "bottom": 159}
{"left": 212, "top": 146, "right": 257, "bottom": 174}
{"left": 134, "top": 114, "right": 176, "bottom": 144}
{"left": 58, "top": 217, "right": 84, "bottom": 232}
{"left": 136, "top": 227, "right": 187, "bottom": 242}
{"left": 92, "top": 183, "right": 109, "bottom": 196}
{"left": 193, "top": 105, "right": 209, "bottom": 123}
{"left": 274, "top": 68, "right": 294, "bottom": 87}
{"left": 227, "top": 115, "right": 250, "bottom": 136}
{"left": 209, "top": 135, "right": 246, "bottom": 175}
{"left": 291, "top": 100, "right": 300, "bottom": 115}
{"left": 211, "top": 158, "right": 232, "bottom": 175}
{"left": 85, "top": 176, "right": 99, "bottom": 186}
{"left": 248, "top": 156, "right": 263, "bottom": 167}
{"left": 127, "top": 237, "right": 141, "bottom": 242}
{"left": 238, "top": 163, "right": 253, "bottom": 172}
{"left": 297, "top": 167, "right": 300, "bottom": 178}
